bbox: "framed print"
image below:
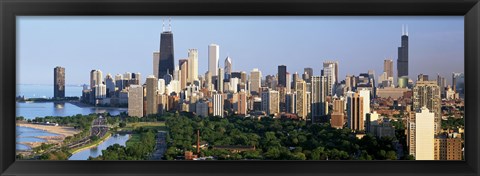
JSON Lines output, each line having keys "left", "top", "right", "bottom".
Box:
{"left": 1, "top": 0, "right": 479, "bottom": 176}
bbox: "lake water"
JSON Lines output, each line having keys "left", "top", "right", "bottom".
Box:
{"left": 17, "top": 84, "right": 83, "bottom": 99}
{"left": 16, "top": 126, "right": 60, "bottom": 151}
{"left": 16, "top": 84, "right": 128, "bottom": 153}
{"left": 68, "top": 134, "right": 130, "bottom": 160}
{"left": 16, "top": 102, "right": 127, "bottom": 119}
{"left": 16, "top": 84, "right": 127, "bottom": 119}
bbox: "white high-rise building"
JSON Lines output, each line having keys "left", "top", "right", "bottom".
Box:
{"left": 208, "top": 44, "right": 219, "bottom": 77}
{"left": 323, "top": 63, "right": 336, "bottom": 96}
{"left": 415, "top": 107, "right": 435, "bottom": 160}
{"left": 250, "top": 68, "right": 262, "bottom": 95}
{"left": 158, "top": 79, "right": 166, "bottom": 95}
{"left": 153, "top": 51, "right": 160, "bottom": 79}
{"left": 188, "top": 49, "right": 198, "bottom": 83}
{"left": 128, "top": 85, "right": 144, "bottom": 118}
{"left": 90, "top": 69, "right": 103, "bottom": 89}
{"left": 173, "top": 65, "right": 180, "bottom": 81}
{"left": 229, "top": 78, "right": 239, "bottom": 93}
{"left": 323, "top": 61, "right": 339, "bottom": 84}
{"left": 359, "top": 88, "right": 371, "bottom": 122}
{"left": 286, "top": 72, "right": 291, "bottom": 93}
{"left": 124, "top": 72, "right": 132, "bottom": 80}
{"left": 166, "top": 80, "right": 180, "bottom": 95}
{"left": 94, "top": 84, "right": 107, "bottom": 99}
{"left": 213, "top": 93, "right": 223, "bottom": 117}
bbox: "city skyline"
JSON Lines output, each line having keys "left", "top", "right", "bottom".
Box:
{"left": 17, "top": 16, "right": 463, "bottom": 85}
{"left": 16, "top": 16, "right": 465, "bottom": 161}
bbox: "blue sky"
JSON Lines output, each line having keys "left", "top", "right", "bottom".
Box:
{"left": 17, "top": 16, "right": 464, "bottom": 85}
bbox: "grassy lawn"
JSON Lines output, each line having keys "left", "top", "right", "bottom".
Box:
{"left": 123, "top": 122, "right": 165, "bottom": 148}
{"left": 123, "top": 122, "right": 166, "bottom": 131}
{"left": 126, "top": 133, "right": 141, "bottom": 148}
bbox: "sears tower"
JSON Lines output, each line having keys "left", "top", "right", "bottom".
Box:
{"left": 158, "top": 18, "right": 174, "bottom": 79}
{"left": 397, "top": 25, "right": 409, "bottom": 79}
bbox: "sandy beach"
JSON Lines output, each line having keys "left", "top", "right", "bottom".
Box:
{"left": 17, "top": 122, "right": 81, "bottom": 137}
{"left": 17, "top": 122, "right": 81, "bottom": 150}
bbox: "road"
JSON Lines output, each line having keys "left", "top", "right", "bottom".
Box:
{"left": 67, "top": 117, "right": 108, "bottom": 149}
{"left": 150, "top": 131, "right": 167, "bottom": 160}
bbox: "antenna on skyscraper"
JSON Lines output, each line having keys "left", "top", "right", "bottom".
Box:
{"left": 402, "top": 24, "right": 404, "bottom": 35}
{"left": 162, "top": 17, "right": 165, "bottom": 32}
{"left": 406, "top": 25, "right": 409, "bottom": 36}
{"left": 169, "top": 17, "right": 172, "bottom": 31}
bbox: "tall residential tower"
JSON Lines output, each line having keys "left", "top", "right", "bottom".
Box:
{"left": 54, "top": 66, "right": 65, "bottom": 99}
{"left": 158, "top": 18, "right": 175, "bottom": 79}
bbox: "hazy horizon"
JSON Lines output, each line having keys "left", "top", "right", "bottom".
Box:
{"left": 17, "top": 16, "right": 464, "bottom": 86}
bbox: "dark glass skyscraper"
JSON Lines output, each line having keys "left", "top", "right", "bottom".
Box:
{"left": 278, "top": 65, "right": 287, "bottom": 87}
{"left": 303, "top": 67, "right": 313, "bottom": 83}
{"left": 159, "top": 29, "right": 174, "bottom": 79}
{"left": 397, "top": 26, "right": 409, "bottom": 78}
{"left": 54, "top": 66, "right": 65, "bottom": 99}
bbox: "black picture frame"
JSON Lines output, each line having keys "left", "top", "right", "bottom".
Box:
{"left": 1, "top": 0, "right": 479, "bottom": 176}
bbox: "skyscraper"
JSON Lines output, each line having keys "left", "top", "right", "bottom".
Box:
{"left": 158, "top": 19, "right": 174, "bottom": 79}
{"left": 452, "top": 72, "right": 464, "bottom": 98}
{"left": 90, "top": 69, "right": 103, "bottom": 89}
{"left": 359, "top": 88, "right": 371, "bottom": 122}
{"left": 105, "top": 74, "right": 115, "bottom": 97}
{"left": 384, "top": 59, "right": 394, "bottom": 78}
{"left": 414, "top": 107, "right": 435, "bottom": 160}
{"left": 188, "top": 49, "right": 198, "bottom": 83}
{"left": 115, "top": 74, "right": 124, "bottom": 91}
{"left": 261, "top": 89, "right": 280, "bottom": 116}
{"left": 173, "top": 65, "right": 180, "bottom": 83}
{"left": 323, "top": 61, "right": 339, "bottom": 84}
{"left": 331, "top": 98, "right": 345, "bottom": 129}
{"left": 146, "top": 76, "right": 158, "bottom": 115}
{"left": 292, "top": 72, "right": 299, "bottom": 90}
{"left": 224, "top": 56, "right": 232, "bottom": 81}
{"left": 413, "top": 81, "right": 441, "bottom": 134}
{"left": 417, "top": 74, "right": 429, "bottom": 81}
{"left": 323, "top": 63, "right": 336, "bottom": 96}
{"left": 128, "top": 85, "right": 144, "bottom": 117}
{"left": 250, "top": 68, "right": 262, "bottom": 95}
{"left": 158, "top": 79, "right": 166, "bottom": 95}
{"left": 278, "top": 65, "right": 287, "bottom": 87}
{"left": 205, "top": 71, "right": 212, "bottom": 91}
{"left": 153, "top": 51, "right": 160, "bottom": 79}
{"left": 217, "top": 68, "right": 224, "bottom": 93}
{"left": 347, "top": 92, "right": 364, "bottom": 132}
{"left": 53, "top": 66, "right": 65, "bottom": 99}
{"left": 296, "top": 80, "right": 308, "bottom": 119}
{"left": 94, "top": 84, "right": 107, "bottom": 99}
{"left": 303, "top": 67, "right": 313, "bottom": 83}
{"left": 286, "top": 72, "right": 291, "bottom": 93}
{"left": 311, "top": 76, "right": 327, "bottom": 122}
{"left": 213, "top": 93, "right": 223, "bottom": 117}
{"left": 397, "top": 25, "right": 409, "bottom": 79}
{"left": 208, "top": 44, "right": 219, "bottom": 77}
{"left": 179, "top": 59, "right": 188, "bottom": 90}
{"left": 238, "top": 90, "right": 247, "bottom": 115}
